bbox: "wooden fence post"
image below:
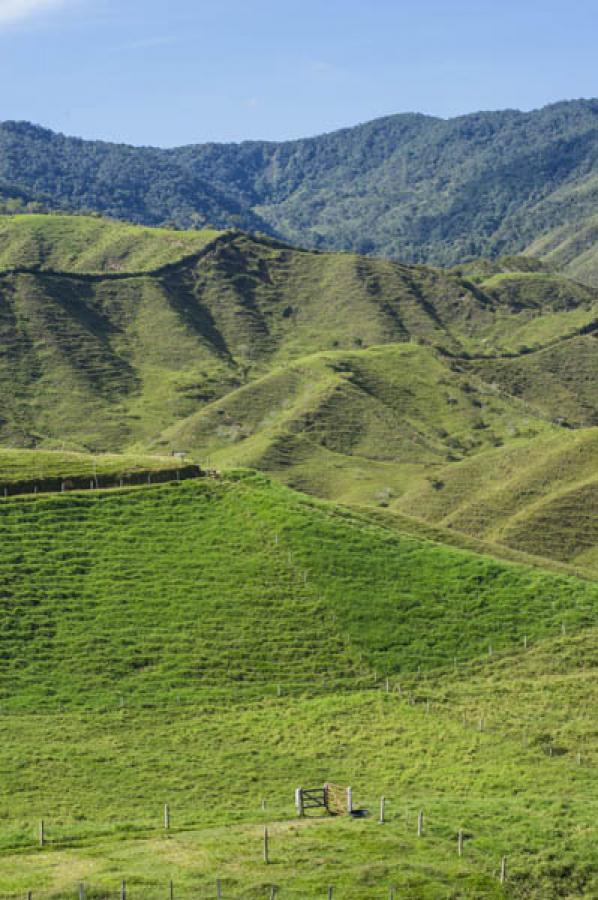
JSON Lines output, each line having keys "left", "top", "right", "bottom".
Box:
{"left": 458, "top": 829, "right": 464, "bottom": 857}
{"left": 164, "top": 803, "right": 170, "bottom": 829}
{"left": 39, "top": 819, "right": 45, "bottom": 847}
{"left": 296, "top": 787, "right": 304, "bottom": 817}
{"left": 79, "top": 884, "right": 86, "bottom": 900}
{"left": 379, "top": 796, "right": 385, "bottom": 824}
{"left": 500, "top": 856, "right": 507, "bottom": 884}
{"left": 121, "top": 880, "right": 126, "bottom": 900}
{"left": 347, "top": 786, "right": 353, "bottom": 814}
{"left": 216, "top": 879, "right": 222, "bottom": 900}
{"left": 263, "top": 826, "right": 269, "bottom": 864}
{"left": 327, "top": 888, "right": 334, "bottom": 899}
{"left": 417, "top": 810, "right": 424, "bottom": 837}
{"left": 169, "top": 879, "right": 174, "bottom": 900}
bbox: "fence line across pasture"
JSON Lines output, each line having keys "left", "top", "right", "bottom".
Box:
{"left": 0, "top": 464, "right": 210, "bottom": 501}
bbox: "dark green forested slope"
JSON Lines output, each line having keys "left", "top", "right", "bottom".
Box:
{"left": 2, "top": 99, "right": 598, "bottom": 266}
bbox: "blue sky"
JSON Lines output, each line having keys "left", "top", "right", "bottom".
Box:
{"left": 1, "top": 0, "right": 597, "bottom": 147}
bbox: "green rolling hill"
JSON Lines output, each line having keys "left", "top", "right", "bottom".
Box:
{"left": 0, "top": 473, "right": 597, "bottom": 897}
{"left": 0, "top": 214, "right": 221, "bottom": 274}
{"left": 1, "top": 213, "right": 598, "bottom": 573}
{"left": 1, "top": 212, "right": 598, "bottom": 895}
{"left": 1, "top": 214, "right": 596, "bottom": 452}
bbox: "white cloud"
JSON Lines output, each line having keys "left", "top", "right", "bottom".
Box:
{"left": 0, "top": 0, "right": 67, "bottom": 27}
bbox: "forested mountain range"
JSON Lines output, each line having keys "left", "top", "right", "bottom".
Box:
{"left": 2, "top": 98, "right": 598, "bottom": 270}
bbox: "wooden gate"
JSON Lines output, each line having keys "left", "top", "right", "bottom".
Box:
{"left": 295, "top": 784, "right": 351, "bottom": 816}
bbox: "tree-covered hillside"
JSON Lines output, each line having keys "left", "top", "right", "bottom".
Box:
{"left": 2, "top": 99, "right": 598, "bottom": 266}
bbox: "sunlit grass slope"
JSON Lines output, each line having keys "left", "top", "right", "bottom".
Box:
{"left": 5, "top": 473, "right": 598, "bottom": 713}
{"left": 526, "top": 213, "right": 598, "bottom": 288}
{"left": 0, "top": 474, "right": 597, "bottom": 896}
{"left": 0, "top": 214, "right": 221, "bottom": 273}
{"left": 0, "top": 447, "right": 189, "bottom": 491}
{"left": 396, "top": 428, "right": 598, "bottom": 573}
{"left": 2, "top": 215, "right": 597, "bottom": 454}
{"left": 467, "top": 333, "right": 598, "bottom": 427}
{"left": 160, "top": 342, "right": 554, "bottom": 493}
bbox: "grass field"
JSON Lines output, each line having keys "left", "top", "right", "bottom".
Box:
{"left": 0, "top": 473, "right": 597, "bottom": 897}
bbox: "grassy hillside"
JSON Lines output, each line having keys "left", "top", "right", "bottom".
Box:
{"left": 2, "top": 99, "right": 598, "bottom": 264}
{"left": 160, "top": 342, "right": 554, "bottom": 488}
{"left": 467, "top": 333, "right": 598, "bottom": 427}
{"left": 7, "top": 473, "right": 598, "bottom": 709}
{"left": 0, "top": 214, "right": 221, "bottom": 274}
{"left": 0, "top": 474, "right": 596, "bottom": 896}
{"left": 2, "top": 215, "right": 597, "bottom": 455}
{"left": 395, "top": 428, "right": 598, "bottom": 572}
{"left": 526, "top": 214, "right": 598, "bottom": 288}
{"left": 0, "top": 447, "right": 192, "bottom": 493}
{"left": 2, "top": 214, "right": 598, "bottom": 576}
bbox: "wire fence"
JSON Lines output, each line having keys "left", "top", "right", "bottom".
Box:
{"left": 0, "top": 465, "right": 207, "bottom": 500}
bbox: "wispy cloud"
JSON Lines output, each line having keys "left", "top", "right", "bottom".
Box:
{"left": 0, "top": 0, "right": 68, "bottom": 27}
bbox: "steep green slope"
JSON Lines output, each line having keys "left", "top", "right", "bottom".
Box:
{"left": 2, "top": 215, "right": 597, "bottom": 455}
{"left": 396, "top": 429, "right": 598, "bottom": 572}
{"left": 1, "top": 475, "right": 597, "bottom": 897}
{"left": 526, "top": 214, "right": 598, "bottom": 288}
{"left": 2, "top": 99, "right": 598, "bottom": 264}
{"left": 3, "top": 213, "right": 598, "bottom": 577}
{"left": 6, "top": 473, "right": 598, "bottom": 712}
{"left": 467, "top": 333, "right": 598, "bottom": 427}
{"left": 161, "top": 342, "right": 553, "bottom": 485}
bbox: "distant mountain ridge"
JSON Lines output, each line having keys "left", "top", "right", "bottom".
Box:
{"left": 2, "top": 99, "right": 598, "bottom": 268}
